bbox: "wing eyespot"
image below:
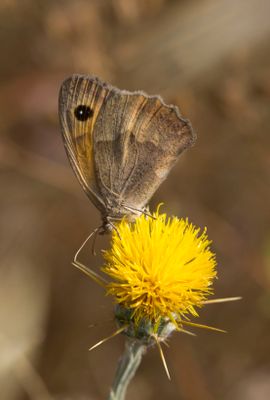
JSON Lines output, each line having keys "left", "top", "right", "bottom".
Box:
{"left": 74, "top": 105, "right": 93, "bottom": 121}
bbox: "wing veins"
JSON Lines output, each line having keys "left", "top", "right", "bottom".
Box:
{"left": 118, "top": 96, "right": 149, "bottom": 198}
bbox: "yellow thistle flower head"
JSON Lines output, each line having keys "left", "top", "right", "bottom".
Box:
{"left": 102, "top": 206, "right": 217, "bottom": 342}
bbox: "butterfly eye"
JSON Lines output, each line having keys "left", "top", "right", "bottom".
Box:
{"left": 74, "top": 105, "right": 93, "bottom": 121}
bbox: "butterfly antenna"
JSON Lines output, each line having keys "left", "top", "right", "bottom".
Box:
{"left": 74, "top": 227, "right": 100, "bottom": 263}
{"left": 153, "top": 335, "right": 171, "bottom": 380}
{"left": 89, "top": 326, "right": 127, "bottom": 351}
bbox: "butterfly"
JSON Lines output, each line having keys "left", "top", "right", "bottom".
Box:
{"left": 58, "top": 74, "right": 195, "bottom": 233}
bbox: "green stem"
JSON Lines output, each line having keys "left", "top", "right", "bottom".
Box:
{"left": 108, "top": 339, "right": 146, "bottom": 400}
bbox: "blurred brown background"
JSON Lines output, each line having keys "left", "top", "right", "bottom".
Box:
{"left": 0, "top": 0, "right": 270, "bottom": 399}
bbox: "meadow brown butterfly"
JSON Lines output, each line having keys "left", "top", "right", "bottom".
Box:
{"left": 59, "top": 75, "right": 195, "bottom": 233}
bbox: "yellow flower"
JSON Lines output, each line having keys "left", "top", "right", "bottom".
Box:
{"left": 102, "top": 207, "right": 217, "bottom": 331}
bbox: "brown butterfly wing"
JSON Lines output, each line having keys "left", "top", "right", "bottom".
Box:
{"left": 59, "top": 74, "right": 195, "bottom": 218}
{"left": 58, "top": 75, "right": 111, "bottom": 212}
{"left": 92, "top": 88, "right": 195, "bottom": 212}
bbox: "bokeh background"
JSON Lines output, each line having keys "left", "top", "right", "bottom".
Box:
{"left": 1, "top": 0, "right": 270, "bottom": 399}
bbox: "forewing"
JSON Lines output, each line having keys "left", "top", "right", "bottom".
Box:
{"left": 93, "top": 90, "right": 195, "bottom": 209}
{"left": 58, "top": 75, "right": 110, "bottom": 209}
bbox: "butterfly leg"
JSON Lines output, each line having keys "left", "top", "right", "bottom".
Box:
{"left": 121, "top": 203, "right": 156, "bottom": 219}
{"left": 106, "top": 217, "right": 122, "bottom": 240}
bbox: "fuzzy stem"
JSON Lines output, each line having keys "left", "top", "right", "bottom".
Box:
{"left": 108, "top": 339, "right": 146, "bottom": 400}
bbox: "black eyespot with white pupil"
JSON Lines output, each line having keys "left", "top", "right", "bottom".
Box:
{"left": 74, "top": 105, "right": 93, "bottom": 121}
